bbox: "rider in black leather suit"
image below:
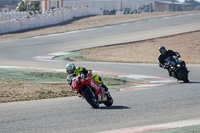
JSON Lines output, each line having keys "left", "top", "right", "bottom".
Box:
{"left": 158, "top": 46, "right": 188, "bottom": 77}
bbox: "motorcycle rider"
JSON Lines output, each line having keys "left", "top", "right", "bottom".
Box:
{"left": 158, "top": 46, "right": 189, "bottom": 77}
{"left": 66, "top": 63, "right": 109, "bottom": 93}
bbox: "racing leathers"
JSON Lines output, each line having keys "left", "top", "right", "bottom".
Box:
{"left": 67, "top": 67, "right": 108, "bottom": 91}
{"left": 158, "top": 50, "right": 188, "bottom": 76}
{"left": 158, "top": 50, "right": 180, "bottom": 76}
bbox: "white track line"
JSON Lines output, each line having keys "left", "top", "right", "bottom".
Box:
{"left": 119, "top": 74, "right": 175, "bottom": 91}
{"left": 97, "top": 118, "right": 200, "bottom": 133}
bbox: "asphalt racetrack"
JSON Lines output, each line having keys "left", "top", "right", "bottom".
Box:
{"left": 0, "top": 13, "right": 200, "bottom": 133}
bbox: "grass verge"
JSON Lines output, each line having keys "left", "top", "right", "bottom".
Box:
{"left": 53, "top": 30, "right": 200, "bottom": 64}
{"left": 0, "top": 68, "right": 147, "bottom": 103}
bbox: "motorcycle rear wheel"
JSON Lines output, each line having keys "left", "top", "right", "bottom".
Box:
{"left": 177, "top": 69, "right": 189, "bottom": 83}
{"left": 82, "top": 89, "right": 99, "bottom": 108}
{"left": 104, "top": 93, "right": 113, "bottom": 106}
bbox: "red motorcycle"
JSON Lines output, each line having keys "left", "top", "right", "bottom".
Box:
{"left": 71, "top": 73, "right": 113, "bottom": 108}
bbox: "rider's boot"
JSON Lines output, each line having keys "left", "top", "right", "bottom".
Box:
{"left": 182, "top": 62, "right": 190, "bottom": 73}
{"left": 186, "top": 67, "right": 190, "bottom": 73}
{"left": 76, "top": 92, "right": 82, "bottom": 98}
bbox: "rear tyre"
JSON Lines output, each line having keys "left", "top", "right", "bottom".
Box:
{"left": 82, "top": 89, "right": 99, "bottom": 108}
{"left": 177, "top": 69, "right": 189, "bottom": 83}
{"left": 104, "top": 93, "right": 113, "bottom": 106}
{"left": 184, "top": 79, "right": 190, "bottom": 83}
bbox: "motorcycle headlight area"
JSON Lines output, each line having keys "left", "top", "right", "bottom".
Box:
{"left": 177, "top": 64, "right": 181, "bottom": 67}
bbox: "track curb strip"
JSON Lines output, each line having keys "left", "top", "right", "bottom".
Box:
{"left": 96, "top": 118, "right": 200, "bottom": 133}
{"left": 0, "top": 65, "right": 176, "bottom": 91}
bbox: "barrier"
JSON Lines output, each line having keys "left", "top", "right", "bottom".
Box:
{"left": 0, "top": 7, "right": 103, "bottom": 34}
{"left": 0, "top": 12, "right": 28, "bottom": 19}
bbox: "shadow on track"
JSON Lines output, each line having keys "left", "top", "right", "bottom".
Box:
{"left": 98, "top": 105, "right": 131, "bottom": 110}
{"left": 178, "top": 81, "right": 200, "bottom": 84}
{"left": 187, "top": 81, "right": 200, "bottom": 84}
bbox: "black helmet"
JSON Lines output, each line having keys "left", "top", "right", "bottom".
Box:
{"left": 159, "top": 46, "right": 167, "bottom": 55}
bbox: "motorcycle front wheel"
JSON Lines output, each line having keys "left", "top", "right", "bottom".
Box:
{"left": 82, "top": 89, "right": 99, "bottom": 108}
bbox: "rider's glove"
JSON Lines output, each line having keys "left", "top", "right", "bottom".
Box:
{"left": 159, "top": 64, "right": 163, "bottom": 68}
{"left": 176, "top": 52, "right": 181, "bottom": 58}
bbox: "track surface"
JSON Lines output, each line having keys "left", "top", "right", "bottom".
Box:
{"left": 0, "top": 13, "right": 200, "bottom": 133}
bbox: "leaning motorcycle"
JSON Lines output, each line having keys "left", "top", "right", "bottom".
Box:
{"left": 71, "top": 73, "right": 113, "bottom": 108}
{"left": 165, "top": 56, "right": 189, "bottom": 83}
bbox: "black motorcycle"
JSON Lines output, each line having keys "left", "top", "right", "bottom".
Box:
{"left": 165, "top": 56, "right": 189, "bottom": 83}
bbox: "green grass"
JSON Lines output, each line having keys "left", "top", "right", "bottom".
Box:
{"left": 0, "top": 68, "right": 67, "bottom": 83}
{"left": 0, "top": 68, "right": 147, "bottom": 103}
{"left": 54, "top": 52, "right": 84, "bottom": 61}
{"left": 0, "top": 68, "right": 139, "bottom": 88}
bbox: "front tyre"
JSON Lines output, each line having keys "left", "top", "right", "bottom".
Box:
{"left": 82, "top": 89, "right": 99, "bottom": 108}
{"left": 104, "top": 92, "right": 113, "bottom": 106}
